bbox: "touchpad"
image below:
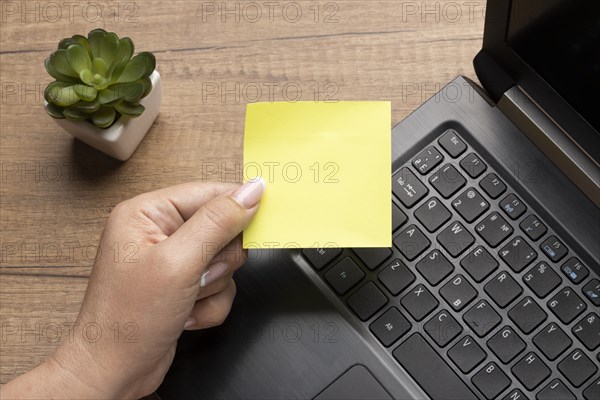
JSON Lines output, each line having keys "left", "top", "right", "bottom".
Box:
{"left": 314, "top": 365, "right": 393, "bottom": 400}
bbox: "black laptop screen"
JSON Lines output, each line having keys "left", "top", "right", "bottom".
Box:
{"left": 506, "top": 0, "right": 600, "bottom": 134}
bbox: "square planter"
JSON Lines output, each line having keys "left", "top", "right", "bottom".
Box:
{"left": 45, "top": 70, "right": 162, "bottom": 161}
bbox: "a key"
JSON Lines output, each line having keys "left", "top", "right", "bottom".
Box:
{"left": 558, "top": 349, "right": 598, "bottom": 388}
{"left": 511, "top": 352, "right": 551, "bottom": 390}
{"left": 583, "top": 378, "right": 600, "bottom": 400}
{"left": 452, "top": 188, "right": 489, "bottom": 223}
{"left": 487, "top": 326, "right": 526, "bottom": 364}
{"left": 392, "top": 168, "right": 429, "bottom": 208}
{"left": 519, "top": 215, "right": 547, "bottom": 241}
{"left": 582, "top": 278, "right": 600, "bottom": 306}
{"left": 501, "top": 389, "right": 526, "bottom": 400}
{"left": 437, "top": 221, "right": 474, "bottom": 258}
{"left": 500, "top": 236, "right": 537, "bottom": 272}
{"left": 302, "top": 247, "right": 342, "bottom": 270}
{"left": 533, "top": 323, "right": 572, "bottom": 361}
{"left": 416, "top": 250, "right": 454, "bottom": 286}
{"left": 353, "top": 248, "right": 392, "bottom": 271}
{"left": 393, "top": 334, "right": 478, "bottom": 400}
{"left": 400, "top": 284, "right": 438, "bottom": 321}
{"left": 439, "top": 275, "right": 477, "bottom": 311}
{"left": 324, "top": 257, "right": 365, "bottom": 295}
{"left": 500, "top": 194, "right": 527, "bottom": 220}
{"left": 438, "top": 129, "right": 467, "bottom": 158}
{"left": 413, "top": 146, "right": 444, "bottom": 175}
{"left": 460, "top": 153, "right": 487, "bottom": 178}
{"left": 369, "top": 307, "right": 411, "bottom": 347}
{"left": 479, "top": 173, "right": 507, "bottom": 199}
{"left": 461, "top": 246, "right": 499, "bottom": 283}
{"left": 537, "top": 379, "right": 576, "bottom": 400}
{"left": 471, "top": 363, "right": 511, "bottom": 400}
{"left": 548, "top": 287, "right": 587, "bottom": 324}
{"left": 475, "top": 212, "right": 513, "bottom": 248}
{"left": 508, "top": 297, "right": 547, "bottom": 334}
{"left": 377, "top": 259, "right": 415, "bottom": 295}
{"left": 540, "top": 236, "right": 568, "bottom": 263}
{"left": 561, "top": 257, "right": 589, "bottom": 284}
{"left": 429, "top": 164, "right": 466, "bottom": 199}
{"left": 393, "top": 224, "right": 430, "bottom": 261}
{"left": 523, "top": 262, "right": 562, "bottom": 298}
{"left": 463, "top": 300, "right": 501, "bottom": 338}
{"left": 572, "top": 313, "right": 599, "bottom": 351}
{"left": 425, "top": 309, "right": 463, "bottom": 347}
{"left": 414, "top": 197, "right": 451, "bottom": 232}
{"left": 347, "top": 282, "right": 388, "bottom": 321}
{"left": 447, "top": 335, "right": 487, "bottom": 373}
{"left": 392, "top": 201, "right": 407, "bottom": 232}
{"left": 485, "top": 272, "right": 523, "bottom": 308}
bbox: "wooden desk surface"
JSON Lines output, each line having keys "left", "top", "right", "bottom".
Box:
{"left": 0, "top": 0, "right": 485, "bottom": 383}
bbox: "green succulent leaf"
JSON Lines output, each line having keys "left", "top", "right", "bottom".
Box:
{"left": 92, "top": 106, "right": 116, "bottom": 128}
{"left": 59, "top": 35, "right": 92, "bottom": 57}
{"left": 99, "top": 81, "right": 146, "bottom": 104}
{"left": 88, "top": 29, "right": 108, "bottom": 58}
{"left": 66, "top": 44, "right": 92, "bottom": 74}
{"left": 45, "top": 102, "right": 65, "bottom": 119}
{"left": 63, "top": 107, "right": 91, "bottom": 121}
{"left": 45, "top": 82, "right": 80, "bottom": 107}
{"left": 92, "top": 57, "right": 108, "bottom": 77}
{"left": 47, "top": 49, "right": 79, "bottom": 79}
{"left": 98, "top": 32, "right": 119, "bottom": 68}
{"left": 114, "top": 101, "right": 145, "bottom": 117}
{"left": 73, "top": 84, "right": 98, "bottom": 101}
{"left": 107, "top": 37, "right": 134, "bottom": 81}
{"left": 70, "top": 99, "right": 101, "bottom": 114}
{"left": 45, "top": 57, "right": 79, "bottom": 84}
{"left": 116, "top": 52, "right": 155, "bottom": 83}
{"left": 139, "top": 77, "right": 153, "bottom": 98}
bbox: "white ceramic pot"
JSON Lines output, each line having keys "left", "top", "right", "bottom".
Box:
{"left": 45, "top": 70, "right": 162, "bottom": 161}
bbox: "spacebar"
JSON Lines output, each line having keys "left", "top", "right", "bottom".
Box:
{"left": 393, "top": 334, "right": 477, "bottom": 400}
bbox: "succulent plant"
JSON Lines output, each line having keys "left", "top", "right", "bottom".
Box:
{"left": 44, "top": 29, "right": 156, "bottom": 128}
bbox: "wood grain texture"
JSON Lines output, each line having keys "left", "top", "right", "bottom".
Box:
{"left": 0, "top": 0, "right": 484, "bottom": 384}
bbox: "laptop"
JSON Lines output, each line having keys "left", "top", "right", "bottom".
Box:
{"left": 158, "top": 0, "right": 600, "bottom": 398}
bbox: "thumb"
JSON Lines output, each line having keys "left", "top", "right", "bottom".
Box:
{"left": 161, "top": 178, "right": 265, "bottom": 277}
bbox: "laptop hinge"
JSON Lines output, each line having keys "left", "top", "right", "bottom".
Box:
{"left": 473, "top": 51, "right": 514, "bottom": 103}
{"left": 498, "top": 86, "right": 600, "bottom": 207}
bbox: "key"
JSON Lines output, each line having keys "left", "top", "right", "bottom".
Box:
{"left": 452, "top": 188, "right": 489, "bottom": 223}
{"left": 425, "top": 310, "right": 462, "bottom": 347}
{"left": 393, "top": 334, "right": 478, "bottom": 400}
{"left": 475, "top": 212, "right": 513, "bottom": 248}
{"left": 463, "top": 300, "right": 501, "bottom": 338}
{"left": 377, "top": 259, "right": 415, "bottom": 295}
{"left": 401, "top": 284, "right": 438, "bottom": 321}
{"left": 461, "top": 246, "right": 499, "bottom": 283}
{"left": 523, "top": 262, "right": 562, "bottom": 298}
{"left": 369, "top": 307, "right": 411, "bottom": 347}
{"left": 511, "top": 352, "right": 551, "bottom": 390}
{"left": 393, "top": 224, "right": 430, "bottom": 261}
{"left": 448, "top": 335, "right": 487, "bottom": 373}
{"left": 537, "top": 379, "right": 575, "bottom": 400}
{"left": 471, "top": 363, "right": 511, "bottom": 400}
{"left": 438, "top": 129, "right": 467, "bottom": 158}
{"left": 508, "top": 297, "right": 547, "bottom": 334}
{"left": 582, "top": 278, "right": 600, "bottom": 306}
{"left": 302, "top": 247, "right": 341, "bottom": 270}
{"left": 392, "top": 168, "right": 428, "bottom": 208}
{"left": 437, "top": 221, "right": 474, "bottom": 258}
{"left": 558, "top": 349, "right": 598, "bottom": 388}
{"left": 353, "top": 248, "right": 392, "bottom": 271}
{"left": 485, "top": 272, "right": 522, "bottom": 308}
{"left": 583, "top": 378, "right": 600, "bottom": 400}
{"left": 502, "top": 389, "right": 526, "bottom": 400}
{"left": 347, "top": 282, "right": 388, "bottom": 321}
{"left": 500, "top": 236, "right": 537, "bottom": 272}
{"left": 429, "top": 164, "right": 466, "bottom": 199}
{"left": 416, "top": 249, "right": 454, "bottom": 286}
{"left": 561, "top": 257, "right": 589, "bottom": 284}
{"left": 479, "top": 173, "right": 507, "bottom": 199}
{"left": 500, "top": 194, "right": 527, "bottom": 220}
{"left": 460, "top": 153, "right": 487, "bottom": 178}
{"left": 519, "top": 214, "right": 547, "bottom": 241}
{"left": 440, "top": 275, "right": 477, "bottom": 311}
{"left": 572, "top": 313, "right": 599, "bottom": 351}
{"left": 533, "top": 323, "right": 572, "bottom": 361}
{"left": 548, "top": 287, "right": 586, "bottom": 324}
{"left": 413, "top": 146, "right": 444, "bottom": 175}
{"left": 392, "top": 201, "right": 407, "bottom": 232}
{"left": 324, "top": 257, "right": 365, "bottom": 295}
{"left": 540, "top": 236, "right": 568, "bottom": 263}
{"left": 414, "top": 197, "right": 451, "bottom": 232}
{"left": 487, "top": 326, "right": 526, "bottom": 364}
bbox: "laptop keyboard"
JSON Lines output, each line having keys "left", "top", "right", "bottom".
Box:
{"left": 301, "top": 129, "right": 600, "bottom": 400}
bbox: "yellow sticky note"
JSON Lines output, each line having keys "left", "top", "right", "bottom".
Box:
{"left": 243, "top": 101, "right": 391, "bottom": 249}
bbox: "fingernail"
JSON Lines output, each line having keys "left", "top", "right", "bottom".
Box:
{"left": 184, "top": 317, "right": 196, "bottom": 329}
{"left": 231, "top": 177, "right": 266, "bottom": 208}
{"left": 200, "top": 262, "right": 229, "bottom": 287}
